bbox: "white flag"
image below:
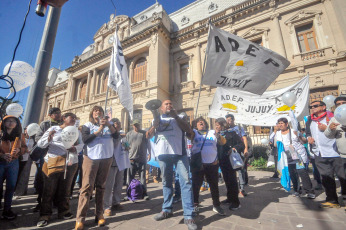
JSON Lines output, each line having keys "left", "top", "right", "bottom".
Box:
{"left": 108, "top": 30, "right": 133, "bottom": 119}
{"left": 203, "top": 24, "right": 290, "bottom": 95}
{"left": 209, "top": 75, "right": 310, "bottom": 126}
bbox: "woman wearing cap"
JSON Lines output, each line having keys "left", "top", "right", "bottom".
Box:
{"left": 0, "top": 115, "right": 27, "bottom": 220}
{"left": 75, "top": 106, "right": 118, "bottom": 230}
{"left": 36, "top": 112, "right": 83, "bottom": 227}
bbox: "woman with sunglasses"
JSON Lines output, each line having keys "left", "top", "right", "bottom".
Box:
{"left": 0, "top": 115, "right": 27, "bottom": 220}
{"left": 36, "top": 113, "right": 83, "bottom": 227}
{"left": 275, "top": 117, "right": 315, "bottom": 198}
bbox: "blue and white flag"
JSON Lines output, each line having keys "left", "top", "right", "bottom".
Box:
{"left": 277, "top": 141, "right": 291, "bottom": 191}
{"left": 108, "top": 30, "right": 133, "bottom": 119}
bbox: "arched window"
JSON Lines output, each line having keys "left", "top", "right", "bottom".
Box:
{"left": 80, "top": 81, "right": 87, "bottom": 100}
{"left": 132, "top": 58, "right": 147, "bottom": 83}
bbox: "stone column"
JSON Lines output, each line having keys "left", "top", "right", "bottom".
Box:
{"left": 90, "top": 69, "right": 97, "bottom": 99}
{"left": 76, "top": 81, "right": 81, "bottom": 100}
{"left": 193, "top": 43, "right": 202, "bottom": 86}
{"left": 271, "top": 13, "right": 287, "bottom": 58}
{"left": 70, "top": 78, "right": 76, "bottom": 101}
{"left": 86, "top": 70, "right": 92, "bottom": 103}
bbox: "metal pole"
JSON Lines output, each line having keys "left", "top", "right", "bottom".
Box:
{"left": 23, "top": 7, "right": 62, "bottom": 127}
{"left": 104, "top": 86, "right": 110, "bottom": 115}
{"left": 194, "top": 21, "right": 211, "bottom": 119}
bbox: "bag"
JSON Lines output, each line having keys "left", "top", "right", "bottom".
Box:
{"left": 30, "top": 145, "right": 48, "bottom": 161}
{"left": 190, "top": 130, "right": 208, "bottom": 173}
{"left": 47, "top": 156, "right": 66, "bottom": 176}
{"left": 229, "top": 150, "right": 244, "bottom": 170}
{"left": 190, "top": 151, "right": 203, "bottom": 173}
{"left": 126, "top": 179, "right": 145, "bottom": 202}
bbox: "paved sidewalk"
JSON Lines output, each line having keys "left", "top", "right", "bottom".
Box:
{"left": 0, "top": 169, "right": 345, "bottom": 230}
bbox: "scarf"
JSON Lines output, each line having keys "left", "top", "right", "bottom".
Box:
{"left": 311, "top": 111, "right": 334, "bottom": 124}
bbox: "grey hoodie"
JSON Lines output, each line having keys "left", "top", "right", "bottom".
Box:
{"left": 324, "top": 117, "right": 346, "bottom": 158}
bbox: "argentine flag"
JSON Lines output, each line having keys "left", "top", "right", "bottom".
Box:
{"left": 277, "top": 141, "right": 291, "bottom": 191}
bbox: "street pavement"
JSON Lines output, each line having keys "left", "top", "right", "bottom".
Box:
{"left": 0, "top": 167, "right": 345, "bottom": 230}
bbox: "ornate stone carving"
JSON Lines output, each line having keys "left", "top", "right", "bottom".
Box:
{"left": 151, "top": 34, "right": 158, "bottom": 48}
{"left": 140, "top": 15, "right": 148, "bottom": 21}
{"left": 329, "top": 59, "right": 337, "bottom": 73}
{"left": 269, "top": 0, "right": 276, "bottom": 8}
{"left": 181, "top": 16, "right": 190, "bottom": 26}
{"left": 284, "top": 10, "right": 322, "bottom": 25}
{"left": 297, "top": 66, "right": 305, "bottom": 78}
{"left": 314, "top": 76, "right": 325, "bottom": 87}
{"left": 208, "top": 2, "right": 218, "bottom": 13}
{"left": 241, "top": 27, "right": 270, "bottom": 39}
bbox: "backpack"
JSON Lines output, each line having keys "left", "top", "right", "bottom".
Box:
{"left": 126, "top": 179, "right": 145, "bottom": 202}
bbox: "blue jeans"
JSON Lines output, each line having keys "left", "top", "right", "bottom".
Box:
{"left": 0, "top": 159, "right": 19, "bottom": 211}
{"left": 158, "top": 154, "right": 194, "bottom": 219}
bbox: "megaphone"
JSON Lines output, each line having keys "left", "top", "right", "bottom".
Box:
{"left": 145, "top": 99, "right": 162, "bottom": 122}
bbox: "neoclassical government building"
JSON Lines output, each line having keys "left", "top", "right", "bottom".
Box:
{"left": 41, "top": 0, "right": 346, "bottom": 134}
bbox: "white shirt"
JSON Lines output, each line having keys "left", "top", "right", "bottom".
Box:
{"left": 191, "top": 130, "right": 218, "bottom": 164}
{"left": 154, "top": 114, "right": 184, "bottom": 157}
{"left": 37, "top": 126, "right": 84, "bottom": 164}
{"left": 84, "top": 122, "right": 114, "bottom": 160}
{"left": 310, "top": 117, "right": 339, "bottom": 158}
{"left": 276, "top": 129, "right": 308, "bottom": 163}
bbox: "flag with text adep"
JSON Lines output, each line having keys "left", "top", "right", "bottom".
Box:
{"left": 203, "top": 24, "right": 290, "bottom": 95}
{"left": 108, "top": 30, "right": 133, "bottom": 119}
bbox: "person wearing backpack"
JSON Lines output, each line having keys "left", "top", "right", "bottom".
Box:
{"left": 33, "top": 107, "right": 62, "bottom": 212}
{"left": 146, "top": 100, "right": 197, "bottom": 230}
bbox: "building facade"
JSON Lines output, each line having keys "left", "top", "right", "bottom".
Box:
{"left": 41, "top": 0, "right": 346, "bottom": 134}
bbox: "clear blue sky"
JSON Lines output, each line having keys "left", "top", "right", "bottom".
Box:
{"left": 0, "top": 0, "right": 194, "bottom": 110}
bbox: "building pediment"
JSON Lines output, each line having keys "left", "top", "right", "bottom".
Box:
{"left": 284, "top": 10, "right": 322, "bottom": 25}
{"left": 241, "top": 27, "right": 269, "bottom": 39}
{"left": 94, "top": 14, "right": 130, "bottom": 39}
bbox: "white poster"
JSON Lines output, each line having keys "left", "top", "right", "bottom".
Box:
{"left": 208, "top": 76, "right": 310, "bottom": 126}
{"left": 203, "top": 24, "right": 290, "bottom": 95}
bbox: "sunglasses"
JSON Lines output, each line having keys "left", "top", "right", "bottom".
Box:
{"left": 309, "top": 104, "right": 323, "bottom": 109}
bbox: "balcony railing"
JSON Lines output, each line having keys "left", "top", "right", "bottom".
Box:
{"left": 293, "top": 46, "right": 333, "bottom": 61}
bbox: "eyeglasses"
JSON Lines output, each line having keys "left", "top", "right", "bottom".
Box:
{"left": 309, "top": 104, "right": 322, "bottom": 109}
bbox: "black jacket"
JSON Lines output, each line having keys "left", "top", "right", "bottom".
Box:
{"left": 217, "top": 130, "right": 244, "bottom": 166}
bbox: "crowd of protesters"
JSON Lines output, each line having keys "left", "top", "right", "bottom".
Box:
{"left": 0, "top": 95, "right": 345, "bottom": 230}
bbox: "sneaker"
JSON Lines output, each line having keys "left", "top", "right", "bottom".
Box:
{"left": 271, "top": 173, "right": 279, "bottom": 178}
{"left": 306, "top": 193, "right": 316, "bottom": 199}
{"left": 173, "top": 196, "right": 181, "bottom": 204}
{"left": 239, "top": 190, "right": 247, "bottom": 197}
{"left": 213, "top": 206, "right": 225, "bottom": 216}
{"left": 319, "top": 202, "right": 340, "bottom": 208}
{"left": 229, "top": 203, "right": 241, "bottom": 211}
{"left": 314, "top": 184, "right": 323, "bottom": 190}
{"left": 200, "top": 185, "right": 207, "bottom": 192}
{"left": 153, "top": 211, "right": 173, "bottom": 221}
{"left": 33, "top": 204, "right": 41, "bottom": 213}
{"left": 61, "top": 212, "right": 74, "bottom": 220}
{"left": 144, "top": 195, "right": 150, "bottom": 201}
{"left": 36, "top": 220, "right": 48, "bottom": 227}
{"left": 2, "top": 209, "right": 17, "bottom": 220}
{"left": 221, "top": 199, "right": 231, "bottom": 204}
{"left": 193, "top": 204, "right": 200, "bottom": 215}
{"left": 342, "top": 194, "right": 346, "bottom": 200}
{"left": 104, "top": 209, "right": 112, "bottom": 217}
{"left": 153, "top": 177, "right": 159, "bottom": 183}
{"left": 184, "top": 218, "right": 197, "bottom": 230}
{"left": 292, "top": 192, "right": 300, "bottom": 197}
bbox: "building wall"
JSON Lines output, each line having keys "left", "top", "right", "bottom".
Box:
{"left": 41, "top": 0, "right": 346, "bottom": 132}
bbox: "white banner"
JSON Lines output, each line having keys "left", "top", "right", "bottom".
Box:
{"left": 108, "top": 30, "right": 133, "bottom": 119}
{"left": 209, "top": 76, "right": 310, "bottom": 126}
{"left": 203, "top": 24, "right": 290, "bottom": 95}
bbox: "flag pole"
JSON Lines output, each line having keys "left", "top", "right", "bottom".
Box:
{"left": 194, "top": 19, "right": 211, "bottom": 119}
{"left": 104, "top": 24, "right": 119, "bottom": 116}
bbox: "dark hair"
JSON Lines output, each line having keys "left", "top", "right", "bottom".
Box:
{"left": 62, "top": 112, "right": 76, "bottom": 120}
{"left": 301, "top": 128, "right": 306, "bottom": 132}
{"left": 111, "top": 118, "right": 120, "bottom": 123}
{"left": 1, "top": 117, "right": 22, "bottom": 141}
{"left": 215, "top": 118, "right": 227, "bottom": 129}
{"left": 335, "top": 96, "right": 346, "bottom": 104}
{"left": 225, "top": 114, "right": 234, "bottom": 119}
{"left": 310, "top": 101, "right": 326, "bottom": 106}
{"left": 89, "top": 106, "right": 104, "bottom": 123}
{"left": 277, "top": 117, "right": 288, "bottom": 124}
{"left": 49, "top": 107, "right": 61, "bottom": 115}
{"left": 193, "top": 117, "right": 209, "bottom": 130}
